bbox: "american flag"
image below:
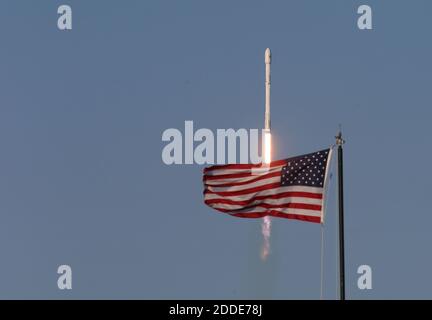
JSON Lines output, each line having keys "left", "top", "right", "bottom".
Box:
{"left": 203, "top": 148, "right": 332, "bottom": 223}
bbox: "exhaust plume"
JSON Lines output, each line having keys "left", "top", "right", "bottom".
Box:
{"left": 260, "top": 216, "right": 271, "bottom": 260}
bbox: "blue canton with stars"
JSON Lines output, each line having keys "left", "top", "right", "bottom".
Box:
{"left": 281, "top": 149, "right": 330, "bottom": 187}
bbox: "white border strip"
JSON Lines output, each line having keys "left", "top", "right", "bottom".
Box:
{"left": 320, "top": 146, "right": 334, "bottom": 224}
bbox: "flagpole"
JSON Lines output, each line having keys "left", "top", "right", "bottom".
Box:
{"left": 336, "top": 131, "right": 345, "bottom": 300}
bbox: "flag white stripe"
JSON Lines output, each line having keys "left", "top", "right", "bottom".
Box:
{"left": 204, "top": 169, "right": 281, "bottom": 186}
{"left": 229, "top": 206, "right": 322, "bottom": 217}
{"left": 206, "top": 176, "right": 281, "bottom": 192}
{"left": 204, "top": 165, "right": 285, "bottom": 177}
{"left": 210, "top": 198, "right": 322, "bottom": 210}
{"left": 204, "top": 168, "right": 253, "bottom": 176}
{"left": 204, "top": 185, "right": 323, "bottom": 198}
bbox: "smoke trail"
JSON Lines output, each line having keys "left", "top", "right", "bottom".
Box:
{"left": 260, "top": 216, "right": 272, "bottom": 260}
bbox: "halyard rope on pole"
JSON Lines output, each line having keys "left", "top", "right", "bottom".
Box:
{"left": 320, "top": 223, "right": 324, "bottom": 300}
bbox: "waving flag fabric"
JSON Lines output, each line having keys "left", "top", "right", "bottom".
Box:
{"left": 203, "top": 149, "right": 332, "bottom": 223}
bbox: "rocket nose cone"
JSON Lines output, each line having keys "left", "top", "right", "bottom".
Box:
{"left": 265, "top": 48, "right": 271, "bottom": 64}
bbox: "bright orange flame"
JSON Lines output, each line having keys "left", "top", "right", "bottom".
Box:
{"left": 264, "top": 131, "right": 271, "bottom": 164}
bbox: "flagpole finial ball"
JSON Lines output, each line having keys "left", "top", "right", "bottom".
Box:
{"left": 336, "top": 131, "right": 345, "bottom": 146}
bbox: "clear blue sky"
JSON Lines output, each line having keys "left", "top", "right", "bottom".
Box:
{"left": 0, "top": 0, "right": 431, "bottom": 299}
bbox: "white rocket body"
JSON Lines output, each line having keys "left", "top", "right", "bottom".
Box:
{"left": 265, "top": 48, "right": 271, "bottom": 131}
{"left": 264, "top": 48, "right": 271, "bottom": 164}
{"left": 261, "top": 48, "right": 272, "bottom": 261}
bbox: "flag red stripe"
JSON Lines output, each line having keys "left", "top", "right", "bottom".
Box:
{"left": 204, "top": 171, "right": 259, "bottom": 181}
{"left": 204, "top": 171, "right": 281, "bottom": 187}
{"left": 204, "top": 182, "right": 282, "bottom": 195}
{"left": 230, "top": 211, "right": 321, "bottom": 223}
{"left": 205, "top": 182, "right": 325, "bottom": 197}
{"left": 204, "top": 191, "right": 322, "bottom": 206}
{"left": 211, "top": 202, "right": 322, "bottom": 213}
{"left": 204, "top": 167, "right": 283, "bottom": 181}
{"left": 203, "top": 159, "right": 287, "bottom": 173}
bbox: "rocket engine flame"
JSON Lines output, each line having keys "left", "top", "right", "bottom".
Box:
{"left": 264, "top": 130, "right": 271, "bottom": 165}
